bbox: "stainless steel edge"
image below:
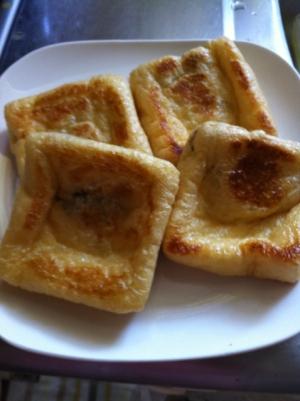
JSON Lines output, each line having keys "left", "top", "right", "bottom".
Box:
{"left": 0, "top": 0, "right": 22, "bottom": 57}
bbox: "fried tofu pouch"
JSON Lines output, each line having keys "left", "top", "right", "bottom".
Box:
{"left": 0, "top": 133, "right": 179, "bottom": 313}
{"left": 130, "top": 36, "right": 277, "bottom": 165}
{"left": 5, "top": 74, "right": 152, "bottom": 176}
{"left": 163, "top": 121, "right": 300, "bottom": 283}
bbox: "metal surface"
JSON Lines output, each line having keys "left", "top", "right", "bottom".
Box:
{"left": 1, "top": 0, "right": 300, "bottom": 395}
{"left": 0, "top": 0, "right": 22, "bottom": 57}
{"left": 234, "top": 0, "right": 291, "bottom": 63}
{"left": 0, "top": 0, "right": 292, "bottom": 74}
{"left": 279, "top": 0, "right": 300, "bottom": 69}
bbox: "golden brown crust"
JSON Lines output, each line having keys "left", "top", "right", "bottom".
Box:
{"left": 0, "top": 133, "right": 179, "bottom": 313}
{"left": 130, "top": 37, "right": 277, "bottom": 165}
{"left": 163, "top": 121, "right": 300, "bottom": 283}
{"left": 227, "top": 138, "right": 295, "bottom": 209}
{"left": 5, "top": 74, "right": 152, "bottom": 176}
{"left": 207, "top": 36, "right": 277, "bottom": 135}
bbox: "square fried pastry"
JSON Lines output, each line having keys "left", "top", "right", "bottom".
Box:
{"left": 163, "top": 121, "right": 300, "bottom": 283}
{"left": 0, "top": 133, "right": 179, "bottom": 313}
{"left": 130, "top": 36, "right": 277, "bottom": 165}
{"left": 5, "top": 74, "right": 152, "bottom": 176}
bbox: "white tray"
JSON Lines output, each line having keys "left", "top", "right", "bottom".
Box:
{"left": 0, "top": 40, "right": 300, "bottom": 362}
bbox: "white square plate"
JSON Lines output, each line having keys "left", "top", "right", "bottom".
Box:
{"left": 0, "top": 40, "right": 300, "bottom": 362}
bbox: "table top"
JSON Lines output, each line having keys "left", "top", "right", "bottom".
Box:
{"left": 1, "top": 0, "right": 300, "bottom": 394}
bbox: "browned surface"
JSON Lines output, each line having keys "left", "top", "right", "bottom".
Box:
{"left": 171, "top": 73, "right": 216, "bottom": 115}
{"left": 243, "top": 241, "right": 300, "bottom": 263}
{"left": 164, "top": 233, "right": 201, "bottom": 256}
{"left": 228, "top": 139, "right": 295, "bottom": 208}
{"left": 156, "top": 57, "right": 179, "bottom": 74}
{"left": 27, "top": 257, "right": 131, "bottom": 300}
